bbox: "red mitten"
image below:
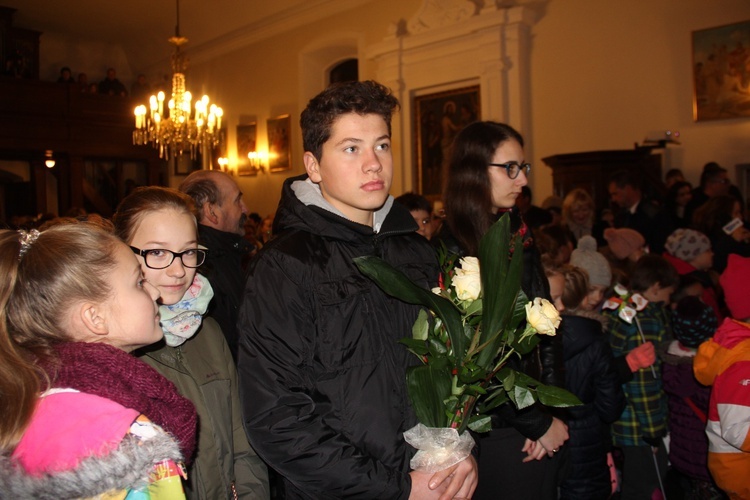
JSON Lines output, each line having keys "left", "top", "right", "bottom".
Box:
{"left": 626, "top": 341, "right": 655, "bottom": 372}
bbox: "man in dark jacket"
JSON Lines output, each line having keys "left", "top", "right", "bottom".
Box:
{"left": 608, "top": 170, "right": 673, "bottom": 254}
{"left": 237, "top": 81, "right": 477, "bottom": 499}
{"left": 180, "top": 170, "right": 251, "bottom": 361}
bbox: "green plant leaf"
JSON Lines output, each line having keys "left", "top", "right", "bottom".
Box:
{"left": 476, "top": 215, "right": 524, "bottom": 369}
{"left": 478, "top": 388, "right": 509, "bottom": 412}
{"left": 514, "top": 385, "right": 536, "bottom": 410}
{"left": 468, "top": 414, "right": 492, "bottom": 433}
{"left": 509, "top": 328, "right": 541, "bottom": 355}
{"left": 354, "top": 256, "right": 466, "bottom": 358}
{"left": 464, "top": 298, "right": 483, "bottom": 316}
{"left": 412, "top": 309, "right": 430, "bottom": 340}
{"left": 427, "top": 337, "right": 448, "bottom": 357}
{"left": 536, "top": 384, "right": 582, "bottom": 407}
{"left": 405, "top": 363, "right": 452, "bottom": 428}
{"left": 398, "top": 338, "right": 429, "bottom": 357}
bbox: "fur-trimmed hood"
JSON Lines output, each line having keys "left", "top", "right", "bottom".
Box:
{"left": 0, "top": 430, "right": 181, "bottom": 499}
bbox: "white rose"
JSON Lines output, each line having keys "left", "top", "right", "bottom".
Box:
{"left": 451, "top": 257, "right": 482, "bottom": 302}
{"left": 458, "top": 256, "right": 480, "bottom": 274}
{"left": 525, "top": 298, "right": 561, "bottom": 336}
{"left": 432, "top": 287, "right": 443, "bottom": 295}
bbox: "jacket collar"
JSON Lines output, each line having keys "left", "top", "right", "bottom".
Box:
{"left": 276, "top": 174, "right": 418, "bottom": 242}
{"left": 198, "top": 224, "right": 252, "bottom": 255}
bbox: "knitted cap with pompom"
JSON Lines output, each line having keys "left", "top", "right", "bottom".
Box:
{"left": 570, "top": 235, "right": 612, "bottom": 287}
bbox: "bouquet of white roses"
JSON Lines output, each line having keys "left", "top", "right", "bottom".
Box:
{"left": 354, "top": 214, "right": 579, "bottom": 472}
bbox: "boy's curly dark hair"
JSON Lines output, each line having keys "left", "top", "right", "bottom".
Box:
{"left": 300, "top": 80, "right": 399, "bottom": 161}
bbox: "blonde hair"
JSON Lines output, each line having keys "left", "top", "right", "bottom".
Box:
{"left": 562, "top": 188, "right": 595, "bottom": 227}
{"left": 0, "top": 224, "right": 122, "bottom": 451}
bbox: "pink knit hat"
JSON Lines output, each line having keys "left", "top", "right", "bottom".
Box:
{"left": 720, "top": 254, "right": 750, "bottom": 320}
{"left": 603, "top": 228, "right": 645, "bottom": 260}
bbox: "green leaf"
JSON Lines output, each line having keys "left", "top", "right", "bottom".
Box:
{"left": 412, "top": 309, "right": 430, "bottom": 340}
{"left": 405, "top": 363, "right": 452, "bottom": 428}
{"left": 478, "top": 388, "right": 509, "bottom": 412}
{"left": 536, "top": 384, "right": 582, "bottom": 407}
{"left": 514, "top": 385, "right": 536, "bottom": 410}
{"left": 468, "top": 414, "right": 492, "bottom": 433}
{"left": 476, "top": 215, "right": 524, "bottom": 369}
{"left": 398, "top": 338, "right": 429, "bottom": 357}
{"left": 427, "top": 337, "right": 448, "bottom": 357}
{"left": 354, "top": 256, "right": 467, "bottom": 359}
{"left": 457, "top": 364, "right": 487, "bottom": 384}
{"left": 509, "top": 328, "right": 541, "bottom": 355}
{"left": 496, "top": 366, "right": 515, "bottom": 391}
{"left": 464, "top": 298, "right": 483, "bottom": 316}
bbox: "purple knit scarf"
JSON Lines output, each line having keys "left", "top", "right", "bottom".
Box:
{"left": 42, "top": 342, "right": 197, "bottom": 462}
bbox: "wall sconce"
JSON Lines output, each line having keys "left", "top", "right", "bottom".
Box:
{"left": 217, "top": 156, "right": 229, "bottom": 172}
{"left": 248, "top": 151, "right": 270, "bottom": 173}
{"left": 44, "top": 150, "right": 55, "bottom": 168}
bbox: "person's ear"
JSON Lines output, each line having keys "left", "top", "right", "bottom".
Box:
{"left": 202, "top": 203, "right": 220, "bottom": 226}
{"left": 304, "top": 152, "right": 321, "bottom": 183}
{"left": 79, "top": 302, "right": 109, "bottom": 337}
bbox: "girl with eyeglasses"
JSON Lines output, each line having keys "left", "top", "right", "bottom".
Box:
{"left": 435, "top": 121, "right": 569, "bottom": 500}
{"left": 114, "top": 186, "right": 269, "bottom": 500}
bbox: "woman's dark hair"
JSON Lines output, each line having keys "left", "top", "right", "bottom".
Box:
{"left": 666, "top": 181, "right": 692, "bottom": 207}
{"left": 444, "top": 121, "right": 524, "bottom": 256}
{"left": 692, "top": 194, "right": 738, "bottom": 237}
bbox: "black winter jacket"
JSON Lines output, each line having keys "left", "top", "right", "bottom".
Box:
{"left": 558, "top": 313, "right": 625, "bottom": 500}
{"left": 198, "top": 224, "right": 252, "bottom": 361}
{"left": 237, "top": 175, "right": 439, "bottom": 499}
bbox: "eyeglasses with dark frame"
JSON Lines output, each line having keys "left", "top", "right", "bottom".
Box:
{"left": 488, "top": 161, "right": 531, "bottom": 179}
{"left": 130, "top": 246, "right": 208, "bottom": 270}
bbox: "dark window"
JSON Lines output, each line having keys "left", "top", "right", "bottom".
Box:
{"left": 328, "top": 59, "right": 358, "bottom": 85}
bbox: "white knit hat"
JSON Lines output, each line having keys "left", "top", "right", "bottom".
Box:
{"left": 570, "top": 235, "right": 612, "bottom": 287}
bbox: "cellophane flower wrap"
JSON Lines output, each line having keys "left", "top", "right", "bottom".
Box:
{"left": 354, "top": 214, "right": 580, "bottom": 473}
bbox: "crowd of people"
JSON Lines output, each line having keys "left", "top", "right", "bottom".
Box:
{"left": 55, "top": 65, "right": 153, "bottom": 97}
{"left": 1, "top": 79, "right": 748, "bottom": 499}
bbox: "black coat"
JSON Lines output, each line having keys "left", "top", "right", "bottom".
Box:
{"left": 198, "top": 224, "right": 252, "bottom": 361}
{"left": 613, "top": 199, "right": 673, "bottom": 255}
{"left": 559, "top": 313, "right": 625, "bottom": 500}
{"left": 237, "top": 175, "right": 438, "bottom": 499}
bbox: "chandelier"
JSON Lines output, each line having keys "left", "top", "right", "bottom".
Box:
{"left": 133, "top": 0, "right": 223, "bottom": 160}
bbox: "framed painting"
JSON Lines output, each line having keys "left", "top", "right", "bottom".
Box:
{"left": 692, "top": 20, "right": 750, "bottom": 121}
{"left": 172, "top": 153, "right": 201, "bottom": 176}
{"left": 211, "top": 127, "right": 227, "bottom": 171}
{"left": 413, "top": 85, "right": 480, "bottom": 198}
{"left": 236, "top": 122, "right": 258, "bottom": 176}
{"left": 267, "top": 114, "right": 291, "bottom": 173}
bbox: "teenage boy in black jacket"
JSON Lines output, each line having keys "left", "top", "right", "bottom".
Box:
{"left": 237, "top": 81, "right": 477, "bottom": 499}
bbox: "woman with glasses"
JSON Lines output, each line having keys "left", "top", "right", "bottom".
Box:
{"left": 113, "top": 187, "right": 269, "bottom": 500}
{"left": 436, "top": 121, "right": 568, "bottom": 500}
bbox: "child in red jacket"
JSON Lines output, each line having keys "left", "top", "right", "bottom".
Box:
{"left": 694, "top": 254, "right": 750, "bottom": 499}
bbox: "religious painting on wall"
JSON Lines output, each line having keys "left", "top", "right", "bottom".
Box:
{"left": 413, "top": 85, "right": 480, "bottom": 199}
{"left": 692, "top": 20, "right": 750, "bottom": 121}
{"left": 267, "top": 114, "right": 291, "bottom": 173}
{"left": 236, "top": 122, "right": 258, "bottom": 176}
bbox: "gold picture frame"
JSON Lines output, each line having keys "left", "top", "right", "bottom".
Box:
{"left": 236, "top": 123, "right": 258, "bottom": 176}
{"left": 267, "top": 114, "right": 291, "bottom": 173}
{"left": 413, "top": 85, "right": 480, "bottom": 198}
{"left": 692, "top": 20, "right": 750, "bottom": 121}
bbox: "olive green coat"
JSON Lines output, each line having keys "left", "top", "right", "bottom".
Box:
{"left": 139, "top": 317, "right": 269, "bottom": 499}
